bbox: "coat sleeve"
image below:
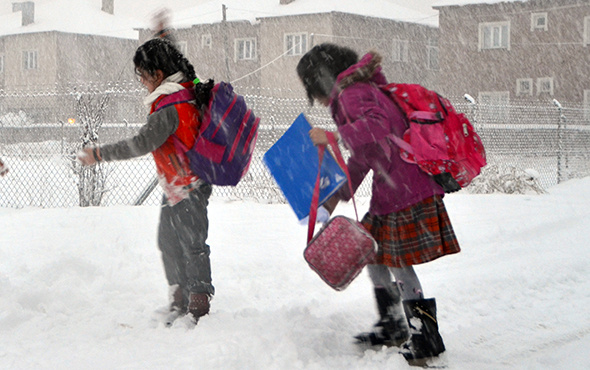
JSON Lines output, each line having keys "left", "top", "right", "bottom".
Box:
{"left": 336, "top": 153, "right": 370, "bottom": 202}
{"left": 99, "top": 107, "right": 179, "bottom": 162}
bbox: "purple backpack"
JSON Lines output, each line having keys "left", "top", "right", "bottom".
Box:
{"left": 156, "top": 82, "right": 260, "bottom": 186}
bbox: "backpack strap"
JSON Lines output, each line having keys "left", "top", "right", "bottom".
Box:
{"left": 335, "top": 87, "right": 413, "bottom": 157}
{"left": 408, "top": 111, "right": 444, "bottom": 123}
{"left": 378, "top": 84, "right": 446, "bottom": 156}
{"left": 386, "top": 132, "right": 414, "bottom": 155}
{"left": 154, "top": 88, "right": 196, "bottom": 112}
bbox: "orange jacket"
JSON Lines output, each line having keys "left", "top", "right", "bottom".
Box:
{"left": 149, "top": 85, "right": 203, "bottom": 203}
{"left": 99, "top": 82, "right": 203, "bottom": 204}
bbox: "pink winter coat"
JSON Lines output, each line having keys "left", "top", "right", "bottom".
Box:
{"left": 330, "top": 52, "right": 444, "bottom": 215}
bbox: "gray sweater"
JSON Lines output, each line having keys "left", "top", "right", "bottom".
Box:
{"left": 100, "top": 106, "right": 179, "bottom": 162}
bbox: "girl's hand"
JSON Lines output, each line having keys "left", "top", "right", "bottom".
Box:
{"left": 309, "top": 128, "right": 339, "bottom": 146}
{"left": 76, "top": 147, "right": 97, "bottom": 166}
{"left": 309, "top": 128, "right": 328, "bottom": 146}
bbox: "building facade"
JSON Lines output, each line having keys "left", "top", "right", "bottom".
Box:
{"left": 435, "top": 0, "right": 590, "bottom": 109}
{"left": 0, "top": 1, "right": 138, "bottom": 124}
{"left": 138, "top": 10, "right": 440, "bottom": 99}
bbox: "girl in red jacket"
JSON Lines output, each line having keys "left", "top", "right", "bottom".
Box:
{"left": 77, "top": 38, "right": 213, "bottom": 325}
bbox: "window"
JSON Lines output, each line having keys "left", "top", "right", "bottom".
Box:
{"left": 516, "top": 78, "right": 533, "bottom": 96}
{"left": 235, "top": 38, "right": 256, "bottom": 61}
{"left": 584, "top": 90, "right": 590, "bottom": 121}
{"left": 285, "top": 33, "right": 308, "bottom": 56}
{"left": 23, "top": 50, "right": 38, "bottom": 70}
{"left": 584, "top": 16, "right": 590, "bottom": 46}
{"left": 531, "top": 13, "right": 548, "bottom": 31}
{"left": 426, "top": 38, "right": 439, "bottom": 70}
{"left": 478, "top": 91, "right": 510, "bottom": 121}
{"left": 537, "top": 77, "right": 554, "bottom": 95}
{"left": 392, "top": 39, "right": 409, "bottom": 62}
{"left": 479, "top": 21, "right": 510, "bottom": 50}
{"left": 202, "top": 34, "right": 212, "bottom": 49}
{"left": 177, "top": 41, "right": 188, "bottom": 56}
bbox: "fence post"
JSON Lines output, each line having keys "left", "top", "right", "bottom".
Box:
{"left": 553, "top": 99, "right": 567, "bottom": 184}
{"left": 61, "top": 120, "right": 65, "bottom": 155}
{"left": 464, "top": 94, "right": 477, "bottom": 127}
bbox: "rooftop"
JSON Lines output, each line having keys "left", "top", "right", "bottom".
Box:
{"left": 0, "top": 0, "right": 440, "bottom": 39}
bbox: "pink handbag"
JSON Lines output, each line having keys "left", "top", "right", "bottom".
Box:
{"left": 304, "top": 132, "right": 377, "bottom": 291}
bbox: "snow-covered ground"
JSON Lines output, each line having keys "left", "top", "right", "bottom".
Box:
{"left": 1, "top": 177, "right": 589, "bottom": 369}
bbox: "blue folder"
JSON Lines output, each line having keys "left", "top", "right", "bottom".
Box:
{"left": 263, "top": 113, "right": 347, "bottom": 220}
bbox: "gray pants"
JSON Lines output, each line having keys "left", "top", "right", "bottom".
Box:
{"left": 367, "top": 264, "right": 423, "bottom": 301}
{"left": 158, "top": 183, "right": 215, "bottom": 297}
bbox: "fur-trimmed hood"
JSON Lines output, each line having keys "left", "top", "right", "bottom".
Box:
{"left": 335, "top": 51, "right": 385, "bottom": 90}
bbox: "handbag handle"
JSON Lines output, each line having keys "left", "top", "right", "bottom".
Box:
{"left": 307, "top": 131, "right": 359, "bottom": 243}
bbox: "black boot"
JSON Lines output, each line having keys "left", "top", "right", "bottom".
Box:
{"left": 400, "top": 298, "right": 445, "bottom": 364}
{"left": 355, "top": 286, "right": 409, "bottom": 347}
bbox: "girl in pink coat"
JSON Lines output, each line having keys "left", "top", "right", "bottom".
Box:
{"left": 297, "top": 43, "right": 460, "bottom": 364}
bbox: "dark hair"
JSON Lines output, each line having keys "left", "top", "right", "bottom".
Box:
{"left": 193, "top": 78, "right": 215, "bottom": 110}
{"left": 133, "top": 38, "right": 197, "bottom": 82}
{"left": 296, "top": 43, "right": 359, "bottom": 105}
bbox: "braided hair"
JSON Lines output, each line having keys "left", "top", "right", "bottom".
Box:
{"left": 133, "top": 38, "right": 197, "bottom": 82}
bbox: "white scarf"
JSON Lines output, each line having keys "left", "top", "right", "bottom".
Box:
{"left": 143, "top": 71, "right": 186, "bottom": 108}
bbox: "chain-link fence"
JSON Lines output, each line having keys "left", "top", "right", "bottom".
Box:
{"left": 454, "top": 97, "right": 590, "bottom": 189}
{"left": 0, "top": 84, "right": 589, "bottom": 208}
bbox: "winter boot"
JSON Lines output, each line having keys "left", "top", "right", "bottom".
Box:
{"left": 161, "top": 285, "right": 188, "bottom": 326}
{"left": 400, "top": 298, "right": 446, "bottom": 364}
{"left": 170, "top": 285, "right": 188, "bottom": 313}
{"left": 188, "top": 292, "right": 211, "bottom": 323}
{"left": 355, "top": 286, "right": 410, "bottom": 347}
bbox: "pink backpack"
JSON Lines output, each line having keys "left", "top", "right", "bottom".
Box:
{"left": 381, "top": 83, "right": 487, "bottom": 192}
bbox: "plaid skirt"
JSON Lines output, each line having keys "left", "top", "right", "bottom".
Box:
{"left": 361, "top": 195, "right": 460, "bottom": 267}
